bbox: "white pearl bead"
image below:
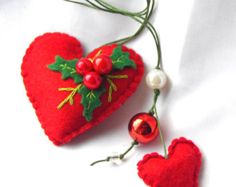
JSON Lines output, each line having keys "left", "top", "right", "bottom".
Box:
{"left": 146, "top": 69, "right": 167, "bottom": 89}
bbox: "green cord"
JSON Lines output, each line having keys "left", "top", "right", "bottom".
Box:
{"left": 153, "top": 105, "right": 168, "bottom": 159}
{"left": 64, "top": 0, "right": 168, "bottom": 163}
{"left": 149, "top": 89, "right": 160, "bottom": 114}
{"left": 97, "top": 0, "right": 162, "bottom": 69}
{"left": 90, "top": 141, "right": 139, "bottom": 166}
{"left": 64, "top": 0, "right": 162, "bottom": 69}
{"left": 96, "top": 0, "right": 147, "bottom": 16}
{"left": 100, "top": 0, "right": 152, "bottom": 45}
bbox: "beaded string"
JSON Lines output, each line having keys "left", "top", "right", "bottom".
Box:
{"left": 65, "top": 0, "right": 168, "bottom": 165}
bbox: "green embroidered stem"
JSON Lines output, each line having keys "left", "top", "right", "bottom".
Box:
{"left": 57, "top": 84, "right": 82, "bottom": 109}
{"left": 58, "top": 88, "right": 75, "bottom": 91}
{"left": 107, "top": 75, "right": 128, "bottom": 79}
{"left": 107, "top": 78, "right": 117, "bottom": 91}
{"left": 106, "top": 74, "right": 128, "bottom": 102}
{"left": 90, "top": 141, "right": 139, "bottom": 166}
{"left": 108, "top": 85, "right": 113, "bottom": 103}
{"left": 107, "top": 78, "right": 117, "bottom": 103}
{"left": 89, "top": 49, "right": 103, "bottom": 62}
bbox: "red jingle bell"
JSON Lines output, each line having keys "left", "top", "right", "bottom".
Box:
{"left": 128, "top": 113, "right": 159, "bottom": 144}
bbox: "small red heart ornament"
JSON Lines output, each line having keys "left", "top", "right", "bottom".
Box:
{"left": 137, "top": 137, "right": 202, "bottom": 187}
{"left": 22, "top": 33, "right": 144, "bottom": 145}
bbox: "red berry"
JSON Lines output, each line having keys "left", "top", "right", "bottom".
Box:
{"left": 128, "top": 113, "right": 159, "bottom": 144}
{"left": 76, "top": 58, "right": 93, "bottom": 75}
{"left": 93, "top": 55, "right": 113, "bottom": 74}
{"left": 83, "top": 72, "right": 102, "bottom": 90}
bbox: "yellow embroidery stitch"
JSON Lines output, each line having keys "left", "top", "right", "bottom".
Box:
{"left": 57, "top": 84, "right": 82, "bottom": 109}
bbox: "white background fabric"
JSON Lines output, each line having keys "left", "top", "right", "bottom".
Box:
{"left": 1, "top": 0, "right": 236, "bottom": 186}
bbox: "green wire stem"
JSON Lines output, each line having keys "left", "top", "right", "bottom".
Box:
{"left": 90, "top": 141, "right": 139, "bottom": 166}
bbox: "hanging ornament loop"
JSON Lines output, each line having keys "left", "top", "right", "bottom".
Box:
{"left": 64, "top": 0, "right": 162, "bottom": 69}
{"left": 64, "top": 0, "right": 168, "bottom": 163}
{"left": 90, "top": 141, "right": 139, "bottom": 166}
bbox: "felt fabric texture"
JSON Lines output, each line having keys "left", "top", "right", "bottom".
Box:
{"left": 137, "top": 137, "right": 202, "bottom": 187}
{"left": 21, "top": 32, "right": 144, "bottom": 145}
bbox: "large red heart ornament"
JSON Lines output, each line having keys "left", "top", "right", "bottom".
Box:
{"left": 137, "top": 137, "right": 202, "bottom": 187}
{"left": 21, "top": 33, "right": 144, "bottom": 145}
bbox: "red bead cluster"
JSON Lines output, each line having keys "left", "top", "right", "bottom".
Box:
{"left": 76, "top": 55, "right": 113, "bottom": 89}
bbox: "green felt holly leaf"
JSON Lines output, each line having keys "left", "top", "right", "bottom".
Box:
{"left": 48, "top": 56, "right": 83, "bottom": 84}
{"left": 78, "top": 85, "right": 106, "bottom": 121}
{"left": 111, "top": 46, "right": 136, "bottom": 70}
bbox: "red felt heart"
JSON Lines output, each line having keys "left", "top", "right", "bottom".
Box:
{"left": 22, "top": 33, "right": 144, "bottom": 145}
{"left": 137, "top": 137, "right": 202, "bottom": 187}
